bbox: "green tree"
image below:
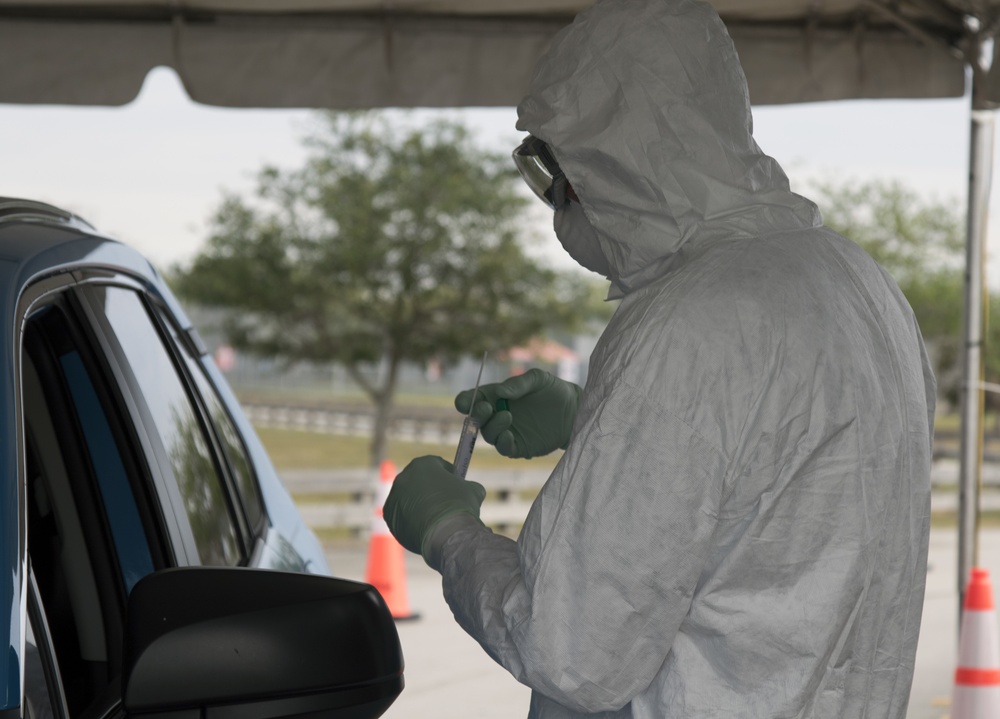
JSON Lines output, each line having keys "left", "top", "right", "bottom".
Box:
{"left": 173, "top": 113, "right": 601, "bottom": 467}
{"left": 811, "top": 178, "right": 964, "bottom": 284}
{"left": 808, "top": 178, "right": 998, "bottom": 408}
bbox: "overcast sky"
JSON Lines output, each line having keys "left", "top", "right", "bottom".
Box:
{"left": 0, "top": 66, "right": 984, "bottom": 276}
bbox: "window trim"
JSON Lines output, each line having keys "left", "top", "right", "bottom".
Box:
{"left": 13, "top": 270, "right": 80, "bottom": 718}
{"left": 26, "top": 565, "right": 69, "bottom": 719}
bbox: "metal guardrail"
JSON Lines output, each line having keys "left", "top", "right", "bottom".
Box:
{"left": 286, "top": 468, "right": 547, "bottom": 536}
{"left": 243, "top": 403, "right": 464, "bottom": 444}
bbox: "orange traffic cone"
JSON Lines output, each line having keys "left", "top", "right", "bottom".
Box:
{"left": 952, "top": 567, "right": 1000, "bottom": 719}
{"left": 365, "top": 460, "right": 418, "bottom": 621}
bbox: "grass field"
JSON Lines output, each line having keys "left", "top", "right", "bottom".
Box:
{"left": 254, "top": 425, "right": 562, "bottom": 472}
{"left": 237, "top": 386, "right": 460, "bottom": 412}
{"left": 932, "top": 509, "right": 1000, "bottom": 528}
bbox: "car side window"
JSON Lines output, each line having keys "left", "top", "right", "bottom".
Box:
{"left": 58, "top": 349, "right": 156, "bottom": 592}
{"left": 160, "top": 315, "right": 264, "bottom": 534}
{"left": 93, "top": 286, "right": 242, "bottom": 566}
{"left": 201, "top": 379, "right": 265, "bottom": 532}
{"left": 22, "top": 301, "right": 156, "bottom": 717}
{"left": 153, "top": 308, "right": 264, "bottom": 536}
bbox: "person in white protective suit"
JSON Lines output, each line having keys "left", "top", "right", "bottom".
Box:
{"left": 384, "top": 0, "right": 937, "bottom": 716}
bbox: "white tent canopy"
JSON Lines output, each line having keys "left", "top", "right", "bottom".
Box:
{"left": 0, "top": 0, "right": 989, "bottom": 108}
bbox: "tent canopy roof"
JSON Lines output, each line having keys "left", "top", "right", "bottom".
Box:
{"left": 0, "top": 0, "right": 993, "bottom": 107}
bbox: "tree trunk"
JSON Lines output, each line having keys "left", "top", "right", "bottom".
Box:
{"left": 368, "top": 352, "right": 401, "bottom": 470}
{"left": 344, "top": 359, "right": 399, "bottom": 470}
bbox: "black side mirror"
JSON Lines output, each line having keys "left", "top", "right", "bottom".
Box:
{"left": 123, "top": 567, "right": 403, "bottom": 719}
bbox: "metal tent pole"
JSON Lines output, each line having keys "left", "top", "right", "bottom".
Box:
{"left": 958, "top": 30, "right": 995, "bottom": 612}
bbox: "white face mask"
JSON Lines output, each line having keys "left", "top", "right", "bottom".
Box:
{"left": 553, "top": 201, "right": 612, "bottom": 279}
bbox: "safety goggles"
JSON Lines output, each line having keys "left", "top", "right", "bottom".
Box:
{"left": 512, "top": 135, "right": 568, "bottom": 210}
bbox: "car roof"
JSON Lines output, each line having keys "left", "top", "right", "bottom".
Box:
{"left": 0, "top": 197, "right": 151, "bottom": 276}
{"left": 0, "top": 194, "right": 197, "bottom": 356}
{"left": 0, "top": 197, "right": 95, "bottom": 231}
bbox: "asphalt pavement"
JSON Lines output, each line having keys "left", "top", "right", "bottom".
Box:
{"left": 322, "top": 544, "right": 531, "bottom": 719}
{"left": 289, "top": 463, "right": 995, "bottom": 719}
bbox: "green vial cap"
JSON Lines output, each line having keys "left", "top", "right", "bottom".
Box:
{"left": 496, "top": 398, "right": 510, "bottom": 412}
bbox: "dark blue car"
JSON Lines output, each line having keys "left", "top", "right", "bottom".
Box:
{"left": 0, "top": 199, "right": 403, "bottom": 719}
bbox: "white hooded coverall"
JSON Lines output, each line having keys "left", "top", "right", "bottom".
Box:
{"left": 437, "top": 1, "right": 937, "bottom": 716}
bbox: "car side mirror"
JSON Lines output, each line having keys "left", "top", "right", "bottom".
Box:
{"left": 123, "top": 567, "right": 403, "bottom": 719}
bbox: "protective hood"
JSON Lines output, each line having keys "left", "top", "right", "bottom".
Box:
{"left": 516, "top": 0, "right": 822, "bottom": 296}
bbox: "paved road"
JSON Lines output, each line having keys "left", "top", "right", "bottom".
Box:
{"left": 322, "top": 544, "right": 531, "bottom": 718}
{"left": 316, "top": 521, "right": 998, "bottom": 719}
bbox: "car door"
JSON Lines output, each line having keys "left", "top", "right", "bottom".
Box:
{"left": 17, "top": 272, "right": 268, "bottom": 718}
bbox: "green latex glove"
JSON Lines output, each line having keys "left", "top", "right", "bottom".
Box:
{"left": 383, "top": 455, "right": 487, "bottom": 563}
{"left": 454, "top": 368, "right": 582, "bottom": 459}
